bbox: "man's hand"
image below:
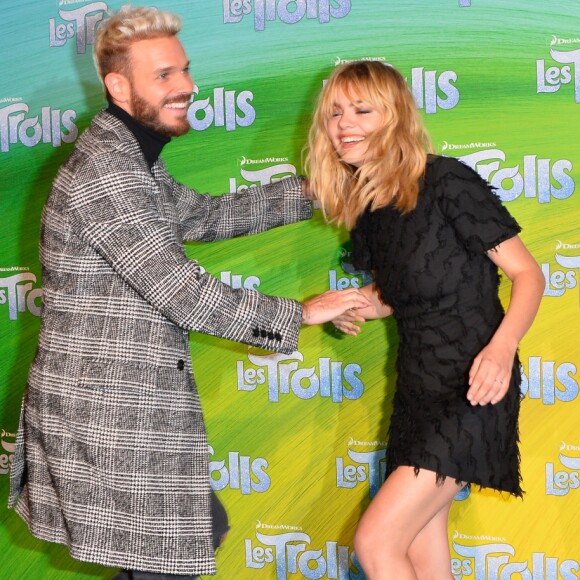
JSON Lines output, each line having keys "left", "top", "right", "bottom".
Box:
{"left": 301, "top": 289, "right": 371, "bottom": 326}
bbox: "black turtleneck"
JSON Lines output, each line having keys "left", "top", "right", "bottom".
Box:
{"left": 106, "top": 101, "right": 170, "bottom": 169}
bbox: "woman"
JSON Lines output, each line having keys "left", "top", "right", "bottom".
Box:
{"left": 305, "top": 61, "right": 544, "bottom": 579}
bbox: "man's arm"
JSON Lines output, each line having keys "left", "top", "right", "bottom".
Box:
{"left": 69, "top": 155, "right": 305, "bottom": 354}
{"left": 169, "top": 174, "right": 312, "bottom": 242}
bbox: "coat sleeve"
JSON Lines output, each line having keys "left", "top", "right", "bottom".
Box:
{"left": 168, "top": 172, "right": 313, "bottom": 242}
{"left": 67, "top": 152, "right": 303, "bottom": 354}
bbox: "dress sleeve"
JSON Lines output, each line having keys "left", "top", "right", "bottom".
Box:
{"left": 434, "top": 156, "right": 521, "bottom": 254}
{"left": 350, "top": 212, "right": 373, "bottom": 271}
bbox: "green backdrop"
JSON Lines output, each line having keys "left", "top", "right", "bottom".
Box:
{"left": 1, "top": 1, "right": 579, "bottom": 578}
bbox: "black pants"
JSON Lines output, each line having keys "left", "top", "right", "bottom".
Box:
{"left": 111, "top": 490, "right": 229, "bottom": 580}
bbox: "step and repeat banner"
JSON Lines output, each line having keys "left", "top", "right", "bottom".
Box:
{"left": 1, "top": 1, "right": 579, "bottom": 578}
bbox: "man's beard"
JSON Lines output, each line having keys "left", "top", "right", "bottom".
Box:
{"left": 130, "top": 91, "right": 191, "bottom": 138}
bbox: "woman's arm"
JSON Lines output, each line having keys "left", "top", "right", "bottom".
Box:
{"left": 467, "top": 235, "right": 544, "bottom": 406}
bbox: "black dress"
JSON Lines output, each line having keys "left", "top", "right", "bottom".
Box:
{"left": 350, "top": 155, "right": 523, "bottom": 496}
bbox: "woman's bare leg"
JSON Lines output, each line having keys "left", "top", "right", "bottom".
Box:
{"left": 407, "top": 500, "right": 455, "bottom": 579}
{"left": 353, "top": 466, "right": 463, "bottom": 580}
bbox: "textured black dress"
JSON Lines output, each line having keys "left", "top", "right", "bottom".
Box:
{"left": 351, "top": 155, "right": 523, "bottom": 496}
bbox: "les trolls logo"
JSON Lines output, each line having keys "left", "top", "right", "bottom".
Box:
{"left": 0, "top": 271, "right": 43, "bottom": 320}
{"left": 0, "top": 430, "right": 15, "bottom": 475}
{"left": 0, "top": 102, "right": 78, "bottom": 153}
{"left": 451, "top": 532, "right": 580, "bottom": 579}
{"left": 458, "top": 149, "right": 574, "bottom": 204}
{"left": 333, "top": 61, "right": 460, "bottom": 115}
{"left": 245, "top": 522, "right": 363, "bottom": 579}
{"left": 209, "top": 445, "right": 270, "bottom": 494}
{"left": 187, "top": 85, "right": 255, "bottom": 132}
{"left": 329, "top": 242, "right": 372, "bottom": 291}
{"left": 537, "top": 46, "right": 580, "bottom": 103}
{"left": 224, "top": 0, "right": 351, "bottom": 31}
{"left": 49, "top": 1, "right": 107, "bottom": 54}
{"left": 229, "top": 156, "right": 297, "bottom": 193}
{"left": 237, "top": 350, "right": 364, "bottom": 403}
{"left": 520, "top": 355, "right": 578, "bottom": 405}
{"left": 336, "top": 438, "right": 386, "bottom": 498}
{"left": 541, "top": 242, "right": 580, "bottom": 302}
{"left": 546, "top": 442, "right": 580, "bottom": 497}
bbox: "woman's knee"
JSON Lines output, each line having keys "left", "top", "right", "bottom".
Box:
{"left": 353, "top": 518, "right": 378, "bottom": 566}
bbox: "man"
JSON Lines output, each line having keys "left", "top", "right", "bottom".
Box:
{"left": 8, "top": 6, "right": 368, "bottom": 578}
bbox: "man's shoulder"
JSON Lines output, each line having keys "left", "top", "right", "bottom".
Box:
{"left": 79, "top": 110, "right": 140, "bottom": 156}
{"left": 61, "top": 111, "right": 145, "bottom": 177}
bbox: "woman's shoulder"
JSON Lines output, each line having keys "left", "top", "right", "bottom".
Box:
{"left": 424, "top": 154, "right": 492, "bottom": 195}
{"left": 426, "top": 154, "right": 477, "bottom": 179}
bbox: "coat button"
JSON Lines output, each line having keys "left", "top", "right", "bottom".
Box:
{"left": 177, "top": 359, "right": 185, "bottom": 370}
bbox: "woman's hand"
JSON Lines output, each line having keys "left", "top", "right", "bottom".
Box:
{"left": 332, "top": 308, "right": 367, "bottom": 336}
{"left": 466, "top": 235, "right": 543, "bottom": 406}
{"left": 301, "top": 289, "right": 371, "bottom": 326}
{"left": 467, "top": 339, "right": 517, "bottom": 405}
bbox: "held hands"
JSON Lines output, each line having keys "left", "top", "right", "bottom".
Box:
{"left": 301, "top": 289, "right": 371, "bottom": 326}
{"left": 331, "top": 309, "right": 367, "bottom": 336}
{"left": 329, "top": 283, "right": 392, "bottom": 335}
{"left": 467, "top": 339, "right": 518, "bottom": 406}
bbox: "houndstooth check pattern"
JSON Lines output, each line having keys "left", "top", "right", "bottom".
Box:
{"left": 9, "top": 111, "right": 311, "bottom": 575}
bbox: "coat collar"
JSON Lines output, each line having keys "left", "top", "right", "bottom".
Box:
{"left": 106, "top": 101, "right": 170, "bottom": 169}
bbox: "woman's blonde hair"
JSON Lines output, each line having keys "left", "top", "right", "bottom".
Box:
{"left": 94, "top": 5, "right": 182, "bottom": 96}
{"left": 304, "top": 61, "right": 433, "bottom": 229}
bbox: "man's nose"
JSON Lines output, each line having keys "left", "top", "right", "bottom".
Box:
{"left": 177, "top": 72, "right": 194, "bottom": 94}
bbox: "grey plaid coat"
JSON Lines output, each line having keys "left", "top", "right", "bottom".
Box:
{"left": 9, "top": 111, "right": 311, "bottom": 575}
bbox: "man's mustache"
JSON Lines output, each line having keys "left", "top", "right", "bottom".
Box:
{"left": 163, "top": 93, "right": 193, "bottom": 106}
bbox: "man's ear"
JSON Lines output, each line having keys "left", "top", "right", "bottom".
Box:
{"left": 104, "top": 72, "right": 131, "bottom": 107}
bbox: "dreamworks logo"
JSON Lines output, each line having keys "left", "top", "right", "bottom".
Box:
{"left": 334, "top": 56, "right": 388, "bottom": 66}
{"left": 550, "top": 35, "right": 580, "bottom": 46}
{"left": 240, "top": 155, "right": 289, "bottom": 165}
{"left": 441, "top": 141, "right": 497, "bottom": 151}
{"left": 49, "top": 1, "right": 107, "bottom": 54}
{"left": 546, "top": 441, "right": 580, "bottom": 496}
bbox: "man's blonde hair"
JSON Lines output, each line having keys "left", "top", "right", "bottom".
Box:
{"left": 94, "top": 5, "right": 182, "bottom": 95}
{"left": 305, "top": 61, "right": 433, "bottom": 229}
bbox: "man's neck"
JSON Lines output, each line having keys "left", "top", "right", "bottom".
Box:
{"left": 106, "top": 101, "right": 170, "bottom": 169}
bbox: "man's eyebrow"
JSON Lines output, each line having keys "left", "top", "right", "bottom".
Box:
{"left": 154, "top": 61, "right": 190, "bottom": 75}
